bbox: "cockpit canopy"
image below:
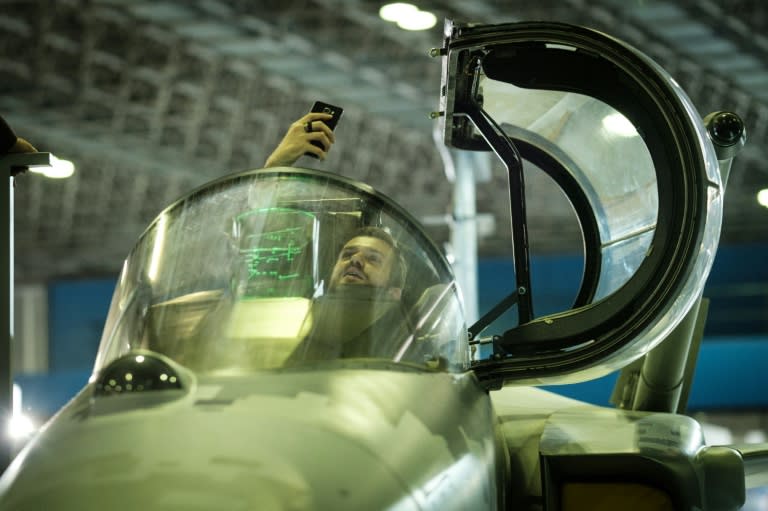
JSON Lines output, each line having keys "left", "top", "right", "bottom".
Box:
{"left": 94, "top": 169, "right": 468, "bottom": 375}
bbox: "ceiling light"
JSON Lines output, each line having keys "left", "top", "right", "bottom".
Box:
{"left": 28, "top": 155, "right": 75, "bottom": 179}
{"left": 379, "top": 3, "right": 437, "bottom": 31}
{"left": 379, "top": 3, "right": 418, "bottom": 22}
{"left": 758, "top": 188, "right": 768, "bottom": 208}
{"left": 46, "top": 157, "right": 75, "bottom": 178}
{"left": 8, "top": 384, "right": 37, "bottom": 441}
{"left": 397, "top": 9, "right": 437, "bottom": 31}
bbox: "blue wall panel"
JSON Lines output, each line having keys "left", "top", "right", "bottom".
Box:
{"left": 48, "top": 278, "right": 115, "bottom": 371}
{"left": 542, "top": 337, "right": 768, "bottom": 410}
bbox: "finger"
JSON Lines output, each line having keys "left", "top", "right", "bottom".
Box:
{"left": 307, "top": 132, "right": 332, "bottom": 151}
{"left": 291, "top": 118, "right": 311, "bottom": 134}
{"left": 313, "top": 121, "right": 336, "bottom": 143}
{"left": 300, "top": 112, "right": 333, "bottom": 123}
{"left": 304, "top": 142, "right": 326, "bottom": 160}
{"left": 293, "top": 117, "right": 331, "bottom": 137}
{"left": 298, "top": 120, "right": 335, "bottom": 143}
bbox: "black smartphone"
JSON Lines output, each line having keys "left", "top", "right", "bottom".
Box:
{"left": 306, "top": 101, "right": 343, "bottom": 158}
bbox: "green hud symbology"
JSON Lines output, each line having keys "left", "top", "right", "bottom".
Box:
{"left": 234, "top": 208, "right": 318, "bottom": 297}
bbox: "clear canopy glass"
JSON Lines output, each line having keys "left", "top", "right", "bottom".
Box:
{"left": 94, "top": 169, "right": 468, "bottom": 376}
{"left": 482, "top": 78, "right": 658, "bottom": 300}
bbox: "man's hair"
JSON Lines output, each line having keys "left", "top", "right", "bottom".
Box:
{"left": 347, "top": 226, "right": 408, "bottom": 289}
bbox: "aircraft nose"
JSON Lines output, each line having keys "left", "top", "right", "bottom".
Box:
{"left": 1, "top": 371, "right": 495, "bottom": 511}
{"left": 191, "top": 417, "right": 420, "bottom": 510}
{"left": 0, "top": 406, "right": 422, "bottom": 511}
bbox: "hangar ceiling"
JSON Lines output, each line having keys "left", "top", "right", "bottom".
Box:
{"left": 2, "top": 0, "right": 768, "bottom": 282}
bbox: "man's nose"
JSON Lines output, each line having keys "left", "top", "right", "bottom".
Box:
{"left": 349, "top": 252, "right": 364, "bottom": 267}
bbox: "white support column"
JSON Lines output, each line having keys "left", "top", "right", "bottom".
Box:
{"left": 13, "top": 284, "right": 48, "bottom": 374}
{"left": 431, "top": 126, "right": 493, "bottom": 326}
{"left": 451, "top": 150, "right": 479, "bottom": 324}
{"left": 450, "top": 150, "right": 492, "bottom": 325}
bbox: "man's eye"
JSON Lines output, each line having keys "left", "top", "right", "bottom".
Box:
{"left": 367, "top": 254, "right": 382, "bottom": 264}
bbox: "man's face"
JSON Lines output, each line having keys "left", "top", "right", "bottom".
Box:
{"left": 329, "top": 236, "right": 395, "bottom": 290}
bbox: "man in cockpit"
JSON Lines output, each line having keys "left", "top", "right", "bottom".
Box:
{"left": 262, "top": 112, "right": 408, "bottom": 303}
{"left": 328, "top": 226, "right": 406, "bottom": 301}
{"left": 320, "top": 227, "right": 459, "bottom": 368}
{"left": 285, "top": 225, "right": 411, "bottom": 363}
{"left": 252, "top": 113, "right": 460, "bottom": 368}
{"left": 259, "top": 112, "right": 429, "bottom": 362}
{"left": 263, "top": 112, "right": 407, "bottom": 298}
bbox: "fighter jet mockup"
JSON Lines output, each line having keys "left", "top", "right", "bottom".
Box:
{"left": 0, "top": 20, "right": 764, "bottom": 511}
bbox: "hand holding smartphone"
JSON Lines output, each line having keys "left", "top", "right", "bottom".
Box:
{"left": 306, "top": 101, "right": 343, "bottom": 158}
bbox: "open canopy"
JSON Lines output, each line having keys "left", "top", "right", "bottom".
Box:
{"left": 439, "top": 21, "right": 725, "bottom": 387}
